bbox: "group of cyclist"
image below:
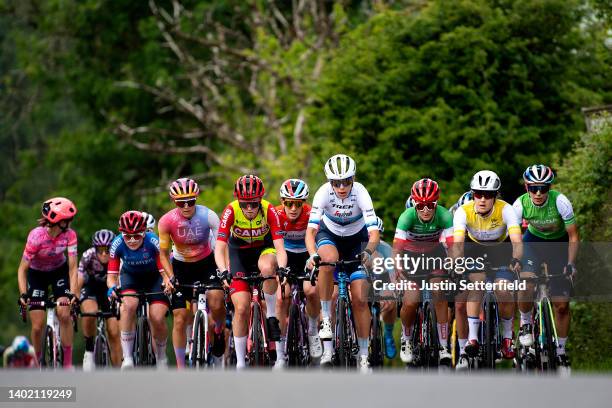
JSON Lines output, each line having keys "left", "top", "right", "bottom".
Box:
{"left": 14, "top": 154, "right": 578, "bottom": 373}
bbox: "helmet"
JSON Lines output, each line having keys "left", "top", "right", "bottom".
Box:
{"left": 523, "top": 164, "right": 554, "bottom": 184}
{"left": 141, "top": 212, "right": 156, "bottom": 231}
{"left": 234, "top": 175, "right": 265, "bottom": 200}
{"left": 411, "top": 178, "right": 440, "bottom": 202}
{"left": 457, "top": 191, "right": 473, "bottom": 206}
{"left": 41, "top": 197, "right": 77, "bottom": 223}
{"left": 280, "top": 179, "right": 309, "bottom": 200}
{"left": 376, "top": 216, "right": 384, "bottom": 233}
{"left": 11, "top": 336, "right": 30, "bottom": 353}
{"left": 324, "top": 154, "right": 356, "bottom": 180}
{"left": 92, "top": 229, "right": 115, "bottom": 247}
{"left": 405, "top": 196, "right": 415, "bottom": 208}
{"left": 118, "top": 211, "right": 146, "bottom": 234}
{"left": 169, "top": 178, "right": 200, "bottom": 200}
{"left": 470, "top": 170, "right": 501, "bottom": 191}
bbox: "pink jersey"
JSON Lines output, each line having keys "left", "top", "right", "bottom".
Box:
{"left": 22, "top": 226, "right": 78, "bottom": 271}
{"left": 158, "top": 205, "right": 220, "bottom": 262}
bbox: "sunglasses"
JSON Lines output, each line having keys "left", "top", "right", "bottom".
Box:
{"left": 238, "top": 200, "right": 261, "bottom": 210}
{"left": 283, "top": 200, "right": 304, "bottom": 209}
{"left": 175, "top": 199, "right": 196, "bottom": 208}
{"left": 527, "top": 185, "right": 550, "bottom": 194}
{"left": 95, "top": 246, "right": 110, "bottom": 254}
{"left": 472, "top": 190, "right": 496, "bottom": 200}
{"left": 415, "top": 201, "right": 437, "bottom": 211}
{"left": 330, "top": 177, "right": 353, "bottom": 188}
{"left": 123, "top": 232, "right": 145, "bottom": 241}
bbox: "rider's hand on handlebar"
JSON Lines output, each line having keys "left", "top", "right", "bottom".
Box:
{"left": 18, "top": 293, "right": 29, "bottom": 307}
{"left": 564, "top": 263, "right": 577, "bottom": 280}
{"left": 107, "top": 285, "right": 118, "bottom": 301}
{"left": 359, "top": 249, "right": 373, "bottom": 269}
{"left": 217, "top": 269, "right": 231, "bottom": 289}
{"left": 162, "top": 275, "right": 177, "bottom": 295}
{"left": 510, "top": 257, "right": 522, "bottom": 274}
{"left": 277, "top": 266, "right": 290, "bottom": 285}
{"left": 66, "top": 292, "right": 78, "bottom": 306}
{"left": 305, "top": 253, "right": 320, "bottom": 271}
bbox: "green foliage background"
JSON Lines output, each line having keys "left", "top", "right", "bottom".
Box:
{"left": 0, "top": 0, "right": 610, "bottom": 369}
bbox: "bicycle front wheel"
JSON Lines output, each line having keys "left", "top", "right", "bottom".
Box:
{"left": 423, "top": 302, "right": 439, "bottom": 367}
{"left": 483, "top": 295, "right": 497, "bottom": 370}
{"left": 285, "top": 303, "right": 301, "bottom": 367}
{"left": 189, "top": 311, "right": 206, "bottom": 368}
{"left": 39, "top": 325, "right": 55, "bottom": 368}
{"left": 541, "top": 298, "right": 558, "bottom": 371}
{"left": 135, "top": 316, "right": 154, "bottom": 366}
{"left": 249, "top": 303, "right": 264, "bottom": 367}
{"left": 369, "top": 304, "right": 384, "bottom": 368}
{"left": 94, "top": 335, "right": 111, "bottom": 367}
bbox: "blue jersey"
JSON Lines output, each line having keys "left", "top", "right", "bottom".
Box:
{"left": 108, "top": 232, "right": 162, "bottom": 275}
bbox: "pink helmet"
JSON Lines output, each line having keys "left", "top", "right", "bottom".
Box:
{"left": 41, "top": 197, "right": 77, "bottom": 223}
{"left": 169, "top": 178, "right": 200, "bottom": 200}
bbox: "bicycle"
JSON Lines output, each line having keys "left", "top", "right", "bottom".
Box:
{"left": 310, "top": 258, "right": 362, "bottom": 369}
{"left": 176, "top": 281, "right": 224, "bottom": 368}
{"left": 281, "top": 269, "right": 311, "bottom": 367}
{"left": 368, "top": 300, "right": 385, "bottom": 368}
{"left": 79, "top": 308, "right": 117, "bottom": 368}
{"left": 20, "top": 296, "right": 78, "bottom": 369}
{"left": 231, "top": 275, "right": 277, "bottom": 367}
{"left": 514, "top": 263, "right": 569, "bottom": 372}
{"left": 116, "top": 291, "right": 167, "bottom": 367}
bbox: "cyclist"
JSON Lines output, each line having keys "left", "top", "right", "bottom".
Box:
{"left": 371, "top": 216, "right": 398, "bottom": 360}
{"left": 274, "top": 179, "right": 323, "bottom": 369}
{"left": 393, "top": 179, "right": 454, "bottom": 365}
{"left": 405, "top": 196, "right": 415, "bottom": 209}
{"left": 3, "top": 336, "right": 37, "bottom": 368}
{"left": 452, "top": 170, "right": 523, "bottom": 364}
{"left": 214, "top": 175, "right": 288, "bottom": 370}
{"left": 449, "top": 190, "right": 472, "bottom": 369}
{"left": 158, "top": 177, "right": 224, "bottom": 369}
{"left": 107, "top": 211, "right": 172, "bottom": 369}
{"left": 305, "top": 154, "right": 380, "bottom": 372}
{"left": 17, "top": 197, "right": 79, "bottom": 369}
{"left": 512, "top": 164, "right": 578, "bottom": 372}
{"left": 78, "top": 229, "right": 121, "bottom": 370}
{"left": 142, "top": 212, "right": 156, "bottom": 233}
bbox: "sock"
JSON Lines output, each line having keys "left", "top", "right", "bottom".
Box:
{"left": 323, "top": 340, "right": 333, "bottom": 354}
{"left": 321, "top": 301, "right": 332, "bottom": 319}
{"left": 384, "top": 323, "right": 395, "bottom": 339}
{"left": 155, "top": 338, "right": 167, "bottom": 360}
{"left": 358, "top": 338, "right": 369, "bottom": 357}
{"left": 401, "top": 323, "right": 413, "bottom": 340}
{"left": 557, "top": 337, "right": 567, "bottom": 355}
{"left": 502, "top": 318, "right": 513, "bottom": 340}
{"left": 276, "top": 337, "right": 286, "bottom": 360}
{"left": 520, "top": 309, "right": 533, "bottom": 326}
{"left": 264, "top": 293, "right": 276, "bottom": 318}
{"left": 174, "top": 347, "right": 186, "bottom": 368}
{"left": 459, "top": 338, "right": 468, "bottom": 355}
{"left": 62, "top": 346, "right": 73, "bottom": 368}
{"left": 234, "top": 335, "right": 247, "bottom": 368}
{"left": 84, "top": 336, "right": 95, "bottom": 352}
{"left": 185, "top": 324, "right": 193, "bottom": 339}
{"left": 467, "top": 317, "right": 480, "bottom": 342}
{"left": 437, "top": 322, "right": 448, "bottom": 347}
{"left": 121, "top": 331, "right": 135, "bottom": 360}
{"left": 308, "top": 316, "right": 319, "bottom": 336}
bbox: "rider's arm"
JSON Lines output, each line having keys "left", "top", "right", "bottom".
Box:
{"left": 566, "top": 224, "right": 579, "bottom": 265}
{"left": 214, "top": 205, "right": 234, "bottom": 272}
{"left": 305, "top": 186, "right": 325, "bottom": 257}
{"left": 107, "top": 239, "right": 120, "bottom": 289}
{"left": 503, "top": 203, "right": 523, "bottom": 261}
{"left": 356, "top": 183, "right": 380, "bottom": 253}
{"left": 451, "top": 206, "right": 467, "bottom": 259}
{"left": 157, "top": 218, "right": 174, "bottom": 279}
{"left": 556, "top": 193, "right": 579, "bottom": 265}
{"left": 68, "top": 254, "right": 78, "bottom": 295}
{"left": 17, "top": 257, "right": 30, "bottom": 295}
{"left": 268, "top": 205, "right": 288, "bottom": 268}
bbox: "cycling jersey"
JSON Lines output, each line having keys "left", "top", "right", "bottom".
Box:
{"left": 308, "top": 182, "right": 378, "bottom": 236}
{"left": 512, "top": 190, "right": 575, "bottom": 240}
{"left": 217, "top": 200, "right": 283, "bottom": 248}
{"left": 158, "top": 205, "right": 220, "bottom": 262}
{"left": 78, "top": 247, "right": 107, "bottom": 281}
{"left": 394, "top": 206, "right": 453, "bottom": 252}
{"left": 107, "top": 232, "right": 163, "bottom": 275}
{"left": 22, "top": 227, "right": 78, "bottom": 271}
{"left": 453, "top": 199, "right": 521, "bottom": 243}
{"left": 276, "top": 203, "right": 311, "bottom": 253}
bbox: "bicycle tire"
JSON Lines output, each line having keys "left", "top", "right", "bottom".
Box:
{"left": 39, "top": 325, "right": 55, "bottom": 368}
{"left": 226, "top": 328, "right": 237, "bottom": 367}
{"left": 483, "top": 294, "right": 497, "bottom": 369}
{"left": 424, "top": 302, "right": 439, "bottom": 367}
{"left": 189, "top": 311, "right": 205, "bottom": 368}
{"left": 336, "top": 297, "right": 350, "bottom": 369}
{"left": 450, "top": 318, "right": 459, "bottom": 368}
{"left": 286, "top": 303, "right": 300, "bottom": 366}
{"left": 94, "top": 335, "right": 110, "bottom": 367}
{"left": 369, "top": 304, "right": 384, "bottom": 368}
{"left": 541, "top": 298, "right": 558, "bottom": 371}
{"left": 249, "top": 302, "right": 263, "bottom": 367}
{"left": 135, "top": 316, "right": 153, "bottom": 366}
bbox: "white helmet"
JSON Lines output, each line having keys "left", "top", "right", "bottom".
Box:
{"left": 470, "top": 170, "right": 501, "bottom": 191}
{"left": 141, "top": 211, "right": 156, "bottom": 231}
{"left": 324, "top": 154, "right": 356, "bottom": 180}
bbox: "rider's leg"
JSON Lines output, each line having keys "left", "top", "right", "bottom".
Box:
{"left": 303, "top": 281, "right": 320, "bottom": 335}
{"left": 275, "top": 283, "right": 291, "bottom": 362}
{"left": 350, "top": 278, "right": 371, "bottom": 359}
{"left": 231, "top": 290, "right": 251, "bottom": 368}
{"left": 119, "top": 296, "right": 138, "bottom": 362}
{"left": 431, "top": 276, "right": 449, "bottom": 349}
{"left": 105, "top": 317, "right": 122, "bottom": 366}
{"left": 171, "top": 307, "right": 190, "bottom": 368}
{"left": 149, "top": 301, "right": 169, "bottom": 362}
{"left": 55, "top": 296, "right": 74, "bottom": 368}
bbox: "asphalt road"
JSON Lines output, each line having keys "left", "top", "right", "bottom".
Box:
{"left": 1, "top": 369, "right": 611, "bottom": 408}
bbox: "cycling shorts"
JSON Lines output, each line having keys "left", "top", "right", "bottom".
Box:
{"left": 120, "top": 268, "right": 169, "bottom": 307}
{"left": 27, "top": 262, "right": 70, "bottom": 311}
{"left": 521, "top": 231, "right": 571, "bottom": 298}
{"left": 171, "top": 254, "right": 222, "bottom": 310}
{"left": 315, "top": 222, "right": 368, "bottom": 281}
{"left": 80, "top": 278, "right": 111, "bottom": 313}
{"left": 228, "top": 245, "right": 276, "bottom": 295}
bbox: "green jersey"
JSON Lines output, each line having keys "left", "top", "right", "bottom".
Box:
{"left": 512, "top": 190, "right": 575, "bottom": 240}
{"left": 393, "top": 205, "right": 453, "bottom": 252}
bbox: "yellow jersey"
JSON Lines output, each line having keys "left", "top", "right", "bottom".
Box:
{"left": 453, "top": 199, "right": 521, "bottom": 243}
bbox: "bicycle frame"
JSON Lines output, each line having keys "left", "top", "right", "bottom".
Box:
{"left": 283, "top": 273, "right": 310, "bottom": 367}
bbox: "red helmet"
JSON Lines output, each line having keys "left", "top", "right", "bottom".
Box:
{"left": 41, "top": 197, "right": 77, "bottom": 223}
{"left": 411, "top": 178, "right": 440, "bottom": 202}
{"left": 169, "top": 177, "right": 200, "bottom": 200}
{"left": 118, "top": 211, "right": 146, "bottom": 234}
{"left": 234, "top": 175, "right": 265, "bottom": 200}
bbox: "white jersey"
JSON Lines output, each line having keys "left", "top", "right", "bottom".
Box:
{"left": 308, "top": 182, "right": 378, "bottom": 236}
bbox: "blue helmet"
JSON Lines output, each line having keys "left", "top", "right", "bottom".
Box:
{"left": 405, "top": 196, "right": 416, "bottom": 208}
{"left": 11, "top": 336, "right": 30, "bottom": 353}
{"left": 280, "top": 178, "right": 309, "bottom": 200}
{"left": 457, "top": 191, "right": 473, "bottom": 206}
